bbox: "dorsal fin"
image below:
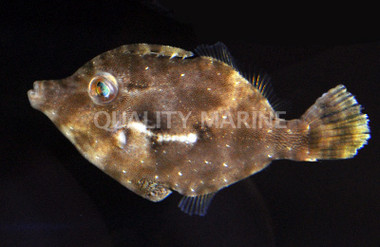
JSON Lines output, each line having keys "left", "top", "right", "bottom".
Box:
{"left": 245, "top": 70, "right": 276, "bottom": 103}
{"left": 194, "top": 42, "right": 238, "bottom": 69}
{"left": 249, "top": 71, "right": 283, "bottom": 110}
{"left": 178, "top": 192, "right": 216, "bottom": 216}
{"left": 195, "top": 42, "right": 280, "bottom": 109}
{"left": 116, "top": 43, "right": 194, "bottom": 59}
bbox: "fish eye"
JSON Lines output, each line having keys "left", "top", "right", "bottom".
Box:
{"left": 88, "top": 73, "right": 118, "bottom": 105}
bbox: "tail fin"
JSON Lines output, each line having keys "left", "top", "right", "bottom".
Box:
{"left": 302, "top": 85, "right": 370, "bottom": 160}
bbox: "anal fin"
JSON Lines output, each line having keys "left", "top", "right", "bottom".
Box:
{"left": 178, "top": 192, "right": 216, "bottom": 216}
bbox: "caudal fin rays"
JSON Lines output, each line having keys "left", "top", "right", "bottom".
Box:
{"left": 302, "top": 84, "right": 370, "bottom": 160}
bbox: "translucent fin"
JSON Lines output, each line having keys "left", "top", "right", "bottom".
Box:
{"left": 247, "top": 70, "right": 280, "bottom": 107}
{"left": 178, "top": 192, "right": 216, "bottom": 216}
{"left": 194, "top": 42, "right": 238, "bottom": 70}
{"left": 195, "top": 42, "right": 278, "bottom": 108}
{"left": 301, "top": 85, "right": 370, "bottom": 160}
{"left": 251, "top": 72, "right": 272, "bottom": 98}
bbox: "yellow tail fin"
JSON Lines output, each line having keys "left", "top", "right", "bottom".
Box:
{"left": 302, "top": 85, "right": 370, "bottom": 160}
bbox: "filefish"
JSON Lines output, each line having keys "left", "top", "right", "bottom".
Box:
{"left": 27, "top": 43, "right": 370, "bottom": 216}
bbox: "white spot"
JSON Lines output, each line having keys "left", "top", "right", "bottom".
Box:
{"left": 267, "top": 129, "right": 272, "bottom": 133}
{"left": 122, "top": 170, "right": 127, "bottom": 174}
{"left": 287, "top": 129, "right": 292, "bottom": 134}
{"left": 225, "top": 144, "right": 231, "bottom": 148}
{"left": 268, "top": 154, "right": 273, "bottom": 158}
{"left": 223, "top": 178, "right": 228, "bottom": 183}
{"left": 145, "top": 66, "right": 149, "bottom": 70}
{"left": 306, "top": 158, "right": 317, "bottom": 161}
{"left": 222, "top": 115, "right": 227, "bottom": 119}
{"left": 187, "top": 133, "right": 198, "bottom": 143}
{"left": 204, "top": 160, "right": 210, "bottom": 164}
{"left": 180, "top": 73, "right": 185, "bottom": 77}
{"left": 287, "top": 147, "right": 292, "bottom": 151}
{"left": 156, "top": 133, "right": 198, "bottom": 144}
{"left": 127, "top": 180, "right": 132, "bottom": 184}
{"left": 116, "top": 130, "right": 126, "bottom": 147}
{"left": 190, "top": 188, "right": 195, "bottom": 192}
{"left": 170, "top": 52, "right": 178, "bottom": 59}
{"left": 200, "top": 180, "right": 204, "bottom": 184}
{"left": 128, "top": 121, "right": 198, "bottom": 145}
{"left": 140, "top": 160, "right": 144, "bottom": 164}
{"left": 127, "top": 121, "right": 153, "bottom": 136}
{"left": 61, "top": 125, "right": 73, "bottom": 138}
{"left": 154, "top": 175, "right": 159, "bottom": 179}
{"left": 207, "top": 87, "right": 211, "bottom": 91}
{"left": 223, "top": 162, "right": 228, "bottom": 167}
{"left": 178, "top": 171, "right": 183, "bottom": 176}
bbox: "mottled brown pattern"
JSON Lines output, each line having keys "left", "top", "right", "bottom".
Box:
{"left": 28, "top": 43, "right": 370, "bottom": 208}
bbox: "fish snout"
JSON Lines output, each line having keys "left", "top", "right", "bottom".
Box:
{"left": 28, "top": 80, "right": 60, "bottom": 110}
{"left": 28, "top": 80, "right": 45, "bottom": 109}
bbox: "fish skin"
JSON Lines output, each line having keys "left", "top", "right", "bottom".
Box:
{"left": 28, "top": 43, "right": 370, "bottom": 209}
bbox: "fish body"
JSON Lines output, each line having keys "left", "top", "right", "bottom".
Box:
{"left": 28, "top": 43, "right": 370, "bottom": 215}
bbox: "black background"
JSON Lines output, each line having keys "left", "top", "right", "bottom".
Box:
{"left": 1, "top": 1, "right": 379, "bottom": 246}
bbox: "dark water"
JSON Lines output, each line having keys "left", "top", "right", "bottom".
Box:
{"left": 1, "top": 1, "right": 379, "bottom": 246}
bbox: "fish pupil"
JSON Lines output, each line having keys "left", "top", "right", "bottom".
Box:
{"left": 96, "top": 81, "right": 110, "bottom": 97}
{"left": 88, "top": 72, "right": 118, "bottom": 105}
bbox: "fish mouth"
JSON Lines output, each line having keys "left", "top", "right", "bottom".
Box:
{"left": 27, "top": 81, "right": 45, "bottom": 110}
